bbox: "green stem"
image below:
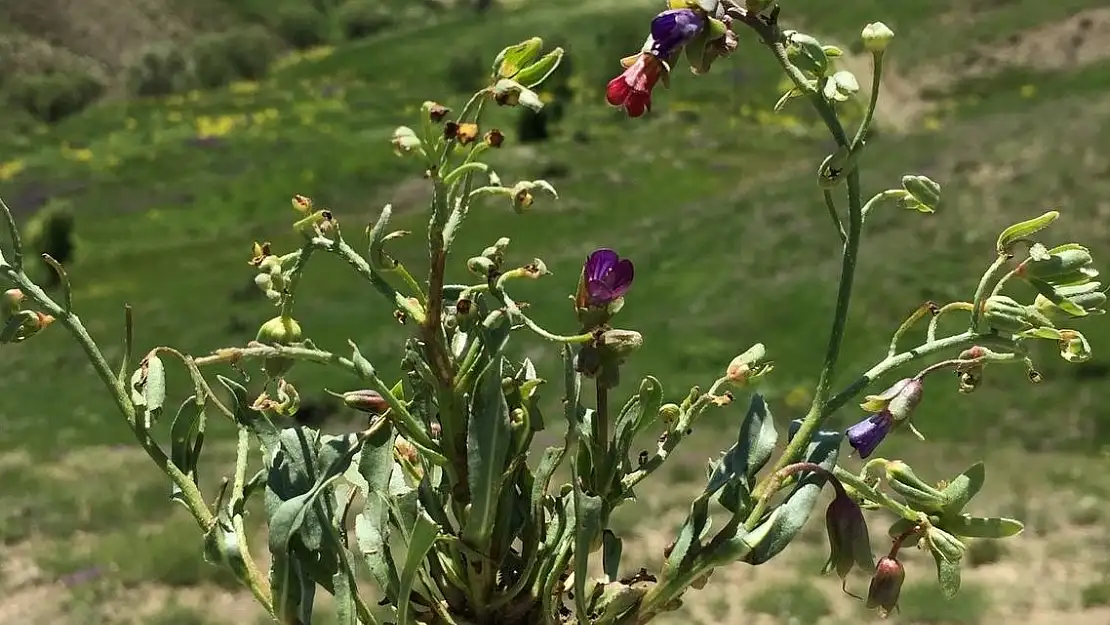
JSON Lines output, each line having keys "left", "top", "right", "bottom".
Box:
{"left": 231, "top": 426, "right": 274, "bottom": 613}
{"left": 823, "top": 189, "right": 846, "bottom": 243}
{"left": 970, "top": 255, "right": 1010, "bottom": 332}
{"left": 311, "top": 235, "right": 425, "bottom": 323}
{"left": 927, "top": 302, "right": 973, "bottom": 343}
{"left": 280, "top": 244, "right": 314, "bottom": 319}
{"left": 831, "top": 465, "right": 921, "bottom": 521}
{"left": 0, "top": 195, "right": 23, "bottom": 272}
{"left": 851, "top": 51, "right": 884, "bottom": 151}
{"left": 860, "top": 189, "right": 904, "bottom": 222}
{"left": 887, "top": 301, "right": 936, "bottom": 358}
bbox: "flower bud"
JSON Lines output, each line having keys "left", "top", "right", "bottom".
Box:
{"left": 981, "top": 295, "right": 1044, "bottom": 335}
{"left": 658, "top": 403, "right": 682, "bottom": 426}
{"left": 509, "top": 180, "right": 557, "bottom": 214}
{"left": 492, "top": 79, "right": 544, "bottom": 112}
{"left": 823, "top": 70, "right": 860, "bottom": 102}
{"left": 2, "top": 289, "right": 24, "bottom": 318}
{"left": 512, "top": 47, "right": 564, "bottom": 88}
{"left": 1017, "top": 243, "right": 1095, "bottom": 283}
{"left": 1058, "top": 329, "right": 1092, "bottom": 363}
{"left": 467, "top": 255, "right": 497, "bottom": 278}
{"left": 343, "top": 390, "right": 390, "bottom": 415}
{"left": 885, "top": 461, "right": 947, "bottom": 513}
{"left": 859, "top": 378, "right": 922, "bottom": 423}
{"left": 599, "top": 329, "right": 644, "bottom": 357}
{"left": 726, "top": 343, "right": 772, "bottom": 385}
{"left": 901, "top": 175, "right": 941, "bottom": 212}
{"left": 484, "top": 129, "right": 505, "bottom": 148}
{"left": 824, "top": 488, "right": 874, "bottom": 580}
{"left": 256, "top": 315, "right": 303, "bottom": 377}
{"left": 493, "top": 37, "right": 544, "bottom": 79}
{"left": 421, "top": 101, "right": 450, "bottom": 123}
{"left": 861, "top": 22, "right": 895, "bottom": 53}
{"left": 866, "top": 556, "right": 905, "bottom": 618}
{"left": 391, "top": 126, "right": 422, "bottom": 156}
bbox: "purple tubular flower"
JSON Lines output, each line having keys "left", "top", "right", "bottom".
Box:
{"left": 584, "top": 248, "right": 634, "bottom": 306}
{"left": 649, "top": 9, "right": 707, "bottom": 58}
{"left": 846, "top": 411, "right": 894, "bottom": 459}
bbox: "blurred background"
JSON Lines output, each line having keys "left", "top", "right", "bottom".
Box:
{"left": 0, "top": 0, "right": 1108, "bottom": 623}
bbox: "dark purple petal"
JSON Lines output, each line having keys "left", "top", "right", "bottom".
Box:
{"left": 846, "top": 412, "right": 893, "bottom": 459}
{"left": 585, "top": 248, "right": 619, "bottom": 282}
{"left": 607, "top": 259, "right": 634, "bottom": 295}
{"left": 649, "top": 9, "right": 707, "bottom": 58}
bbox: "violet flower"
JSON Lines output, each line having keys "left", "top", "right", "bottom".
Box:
{"left": 583, "top": 248, "right": 634, "bottom": 306}
{"left": 649, "top": 9, "right": 707, "bottom": 58}
{"left": 846, "top": 411, "right": 894, "bottom": 459}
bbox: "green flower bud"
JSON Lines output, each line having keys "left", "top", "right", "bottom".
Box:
{"left": 493, "top": 37, "right": 544, "bottom": 79}
{"left": 512, "top": 47, "right": 564, "bottom": 88}
{"left": 391, "top": 126, "right": 422, "bottom": 156}
{"left": 866, "top": 556, "right": 905, "bottom": 618}
{"left": 467, "top": 255, "right": 497, "bottom": 278}
{"left": 1058, "top": 329, "right": 1092, "bottom": 363}
{"left": 981, "top": 295, "right": 1044, "bottom": 335}
{"left": 256, "top": 315, "right": 303, "bottom": 377}
{"left": 901, "top": 175, "right": 941, "bottom": 212}
{"left": 1017, "top": 243, "right": 1094, "bottom": 282}
{"left": 861, "top": 22, "right": 895, "bottom": 53}
{"left": 885, "top": 461, "right": 947, "bottom": 513}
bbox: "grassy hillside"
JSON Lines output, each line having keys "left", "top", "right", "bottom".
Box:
{"left": 2, "top": 0, "right": 1110, "bottom": 624}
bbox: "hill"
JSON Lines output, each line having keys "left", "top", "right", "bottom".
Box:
{"left": 1, "top": 1, "right": 1110, "bottom": 624}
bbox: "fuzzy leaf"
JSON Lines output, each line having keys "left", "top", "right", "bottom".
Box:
{"left": 941, "top": 462, "right": 985, "bottom": 515}
{"left": 942, "top": 515, "right": 1024, "bottom": 539}
{"left": 397, "top": 511, "right": 440, "bottom": 625}
{"left": 996, "top": 210, "right": 1059, "bottom": 253}
{"left": 572, "top": 484, "right": 604, "bottom": 623}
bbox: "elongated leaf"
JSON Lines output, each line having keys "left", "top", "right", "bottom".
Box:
{"left": 354, "top": 421, "right": 400, "bottom": 597}
{"left": 663, "top": 495, "right": 711, "bottom": 573}
{"left": 562, "top": 345, "right": 583, "bottom": 430}
{"left": 613, "top": 376, "right": 663, "bottom": 463}
{"left": 463, "top": 358, "right": 513, "bottom": 548}
{"left": 705, "top": 394, "right": 778, "bottom": 496}
{"left": 169, "top": 395, "right": 204, "bottom": 478}
{"left": 941, "top": 462, "right": 985, "bottom": 515}
{"left": 602, "top": 530, "right": 622, "bottom": 583}
{"left": 932, "top": 548, "right": 962, "bottom": 598}
{"left": 333, "top": 568, "right": 356, "bottom": 625}
{"left": 397, "top": 512, "right": 440, "bottom": 625}
{"left": 996, "top": 210, "right": 1058, "bottom": 252}
{"left": 745, "top": 429, "right": 841, "bottom": 564}
{"left": 572, "top": 485, "right": 604, "bottom": 624}
{"left": 942, "top": 515, "right": 1023, "bottom": 539}
{"left": 217, "top": 375, "right": 280, "bottom": 453}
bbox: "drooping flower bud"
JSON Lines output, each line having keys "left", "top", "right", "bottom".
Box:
{"left": 859, "top": 378, "right": 922, "bottom": 421}
{"left": 421, "top": 101, "right": 450, "bottom": 123}
{"left": 824, "top": 486, "right": 874, "bottom": 580}
{"left": 343, "top": 390, "right": 390, "bottom": 415}
{"left": 726, "top": 343, "right": 773, "bottom": 385}
{"left": 2, "top": 289, "right": 24, "bottom": 318}
{"left": 866, "top": 556, "right": 905, "bottom": 618}
{"left": 391, "top": 126, "right": 422, "bottom": 156}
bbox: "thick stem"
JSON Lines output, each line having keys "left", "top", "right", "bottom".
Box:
{"left": 970, "top": 255, "right": 1010, "bottom": 332}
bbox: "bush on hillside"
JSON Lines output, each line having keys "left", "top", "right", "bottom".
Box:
{"left": 22, "top": 199, "right": 76, "bottom": 287}
{"left": 274, "top": 5, "right": 331, "bottom": 50}
{"left": 191, "top": 26, "right": 278, "bottom": 90}
{"left": 125, "top": 44, "right": 194, "bottom": 98}
{"left": 335, "top": 0, "right": 395, "bottom": 41}
{"left": 6, "top": 70, "right": 104, "bottom": 124}
{"left": 444, "top": 51, "right": 486, "bottom": 94}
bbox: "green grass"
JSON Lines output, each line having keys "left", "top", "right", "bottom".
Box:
{"left": 1, "top": 0, "right": 1110, "bottom": 621}
{"left": 744, "top": 580, "right": 831, "bottom": 625}
{"left": 897, "top": 582, "right": 992, "bottom": 624}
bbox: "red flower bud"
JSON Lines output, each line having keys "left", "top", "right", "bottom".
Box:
{"left": 866, "top": 556, "right": 905, "bottom": 618}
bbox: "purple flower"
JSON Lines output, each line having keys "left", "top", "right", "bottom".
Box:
{"left": 584, "top": 248, "right": 634, "bottom": 306}
{"left": 846, "top": 411, "right": 893, "bottom": 459}
{"left": 649, "top": 9, "right": 707, "bottom": 58}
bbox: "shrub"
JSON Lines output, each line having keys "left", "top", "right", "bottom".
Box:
{"left": 125, "top": 43, "right": 194, "bottom": 98}
{"left": 22, "top": 199, "right": 76, "bottom": 288}
{"left": 444, "top": 50, "right": 486, "bottom": 93}
{"left": 6, "top": 71, "right": 103, "bottom": 124}
{"left": 335, "top": 0, "right": 395, "bottom": 41}
{"left": 191, "top": 26, "right": 277, "bottom": 89}
{"left": 274, "top": 5, "right": 331, "bottom": 50}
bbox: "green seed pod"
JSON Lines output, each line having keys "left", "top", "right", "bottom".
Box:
{"left": 256, "top": 315, "right": 303, "bottom": 377}
{"left": 885, "top": 461, "right": 947, "bottom": 513}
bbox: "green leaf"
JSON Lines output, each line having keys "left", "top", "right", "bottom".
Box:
{"left": 169, "top": 395, "right": 205, "bottom": 501}
{"left": 397, "top": 511, "right": 440, "bottom": 625}
{"left": 267, "top": 432, "right": 365, "bottom": 558}
{"left": 562, "top": 345, "right": 584, "bottom": 430}
{"left": 602, "top": 529, "right": 622, "bottom": 582}
{"left": 130, "top": 354, "right": 166, "bottom": 428}
{"left": 514, "top": 48, "right": 564, "bottom": 88}
{"left": 663, "top": 495, "right": 712, "bottom": 573}
{"left": 463, "top": 357, "right": 513, "bottom": 548}
{"left": 332, "top": 567, "right": 356, "bottom": 625}
{"left": 353, "top": 420, "right": 400, "bottom": 597}
{"left": 613, "top": 376, "right": 663, "bottom": 466}
{"left": 493, "top": 37, "right": 543, "bottom": 79}
{"left": 941, "top": 515, "right": 1024, "bottom": 539}
{"left": 1026, "top": 277, "right": 1088, "bottom": 317}
{"left": 217, "top": 375, "right": 279, "bottom": 452}
{"left": 996, "top": 210, "right": 1059, "bottom": 253}
{"left": 706, "top": 394, "right": 778, "bottom": 498}
{"left": 745, "top": 429, "right": 841, "bottom": 564}
{"left": 941, "top": 462, "right": 985, "bottom": 515}
{"left": 932, "top": 546, "right": 962, "bottom": 598}
{"left": 572, "top": 484, "right": 604, "bottom": 624}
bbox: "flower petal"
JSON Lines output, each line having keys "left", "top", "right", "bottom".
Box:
{"left": 846, "top": 413, "right": 892, "bottom": 459}
{"left": 585, "top": 248, "right": 619, "bottom": 282}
